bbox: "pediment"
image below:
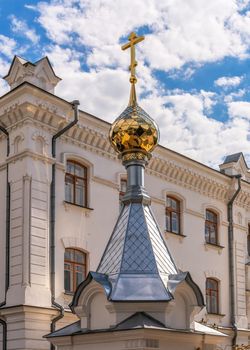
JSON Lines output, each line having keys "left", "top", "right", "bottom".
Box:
{"left": 3, "top": 55, "right": 61, "bottom": 93}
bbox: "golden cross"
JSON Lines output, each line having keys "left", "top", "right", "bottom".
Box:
{"left": 122, "top": 32, "right": 144, "bottom": 85}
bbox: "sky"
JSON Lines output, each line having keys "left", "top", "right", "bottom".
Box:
{"left": 0, "top": 0, "right": 250, "bottom": 168}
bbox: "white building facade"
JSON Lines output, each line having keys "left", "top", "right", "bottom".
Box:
{"left": 0, "top": 56, "right": 249, "bottom": 349}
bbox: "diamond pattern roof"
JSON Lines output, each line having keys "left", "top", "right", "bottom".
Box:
{"left": 121, "top": 204, "right": 157, "bottom": 273}
{"left": 98, "top": 204, "right": 130, "bottom": 275}
{"left": 97, "top": 201, "right": 179, "bottom": 301}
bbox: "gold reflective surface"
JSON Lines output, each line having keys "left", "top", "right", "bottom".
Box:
{"left": 109, "top": 105, "right": 159, "bottom": 154}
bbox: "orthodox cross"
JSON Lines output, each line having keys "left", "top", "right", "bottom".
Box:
{"left": 122, "top": 32, "right": 144, "bottom": 85}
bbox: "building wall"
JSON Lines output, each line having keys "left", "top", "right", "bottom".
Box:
{"left": 0, "top": 82, "right": 249, "bottom": 348}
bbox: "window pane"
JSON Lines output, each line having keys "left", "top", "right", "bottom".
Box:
{"left": 75, "top": 179, "right": 85, "bottom": 206}
{"left": 206, "top": 210, "right": 217, "bottom": 223}
{"left": 166, "top": 212, "right": 171, "bottom": 231}
{"left": 65, "top": 175, "right": 74, "bottom": 202}
{"left": 211, "top": 293, "right": 218, "bottom": 313}
{"left": 64, "top": 263, "right": 73, "bottom": 293}
{"left": 66, "top": 161, "right": 75, "bottom": 175}
{"left": 75, "top": 251, "right": 85, "bottom": 263}
{"left": 75, "top": 164, "right": 86, "bottom": 177}
{"left": 65, "top": 249, "right": 75, "bottom": 261}
{"left": 172, "top": 212, "right": 179, "bottom": 233}
{"left": 209, "top": 225, "right": 216, "bottom": 244}
{"left": 76, "top": 265, "right": 85, "bottom": 287}
{"left": 206, "top": 295, "right": 211, "bottom": 312}
{"left": 166, "top": 197, "right": 172, "bottom": 208}
{"left": 205, "top": 224, "right": 210, "bottom": 242}
{"left": 171, "top": 198, "right": 177, "bottom": 210}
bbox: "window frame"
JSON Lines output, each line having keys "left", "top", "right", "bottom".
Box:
{"left": 205, "top": 209, "right": 218, "bottom": 245}
{"left": 165, "top": 195, "right": 181, "bottom": 235}
{"left": 65, "top": 160, "right": 88, "bottom": 207}
{"left": 206, "top": 278, "right": 219, "bottom": 314}
{"left": 64, "top": 248, "right": 88, "bottom": 294}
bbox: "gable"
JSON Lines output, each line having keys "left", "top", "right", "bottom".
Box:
{"left": 3, "top": 55, "right": 61, "bottom": 93}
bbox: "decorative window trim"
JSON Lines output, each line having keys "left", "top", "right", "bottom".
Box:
{"left": 204, "top": 242, "right": 224, "bottom": 255}
{"left": 204, "top": 270, "right": 222, "bottom": 280}
{"left": 61, "top": 153, "right": 94, "bottom": 177}
{"left": 162, "top": 190, "right": 186, "bottom": 211}
{"left": 63, "top": 200, "right": 94, "bottom": 212}
{"left": 61, "top": 237, "right": 88, "bottom": 251}
{"left": 12, "top": 133, "right": 25, "bottom": 155}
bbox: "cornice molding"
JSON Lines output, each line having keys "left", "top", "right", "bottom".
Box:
{"left": 147, "top": 158, "right": 229, "bottom": 203}
{"left": 1, "top": 86, "right": 250, "bottom": 208}
{"left": 6, "top": 149, "right": 54, "bottom": 165}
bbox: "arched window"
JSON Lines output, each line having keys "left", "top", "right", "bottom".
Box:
{"left": 166, "top": 196, "right": 181, "bottom": 234}
{"left": 64, "top": 248, "right": 87, "bottom": 293}
{"left": 205, "top": 209, "right": 218, "bottom": 244}
{"left": 65, "top": 160, "right": 87, "bottom": 207}
{"left": 206, "top": 278, "right": 219, "bottom": 314}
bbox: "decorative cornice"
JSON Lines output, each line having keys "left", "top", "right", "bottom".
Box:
{"left": 6, "top": 149, "right": 54, "bottom": 165}
{"left": 2, "top": 83, "right": 250, "bottom": 208}
{"left": 147, "top": 157, "right": 229, "bottom": 202}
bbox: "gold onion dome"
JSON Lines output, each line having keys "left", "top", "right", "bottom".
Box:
{"left": 109, "top": 32, "right": 159, "bottom": 159}
{"left": 109, "top": 102, "right": 159, "bottom": 156}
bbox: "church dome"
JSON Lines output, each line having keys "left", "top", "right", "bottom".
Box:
{"left": 109, "top": 103, "right": 159, "bottom": 155}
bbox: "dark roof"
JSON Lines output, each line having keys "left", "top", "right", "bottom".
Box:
{"left": 223, "top": 152, "right": 243, "bottom": 164}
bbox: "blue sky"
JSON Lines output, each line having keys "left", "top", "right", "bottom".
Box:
{"left": 0, "top": 0, "right": 250, "bottom": 168}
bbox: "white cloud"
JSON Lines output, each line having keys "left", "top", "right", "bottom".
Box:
{"left": 0, "top": 35, "right": 17, "bottom": 58}
{"left": 2, "top": 0, "right": 250, "bottom": 168}
{"left": 228, "top": 101, "right": 250, "bottom": 120}
{"left": 34, "top": 0, "right": 250, "bottom": 71}
{"left": 215, "top": 76, "right": 243, "bottom": 87}
{"left": 10, "top": 15, "right": 40, "bottom": 44}
{"left": 224, "top": 89, "right": 246, "bottom": 103}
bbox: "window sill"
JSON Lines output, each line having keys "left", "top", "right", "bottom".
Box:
{"left": 64, "top": 291, "right": 74, "bottom": 296}
{"left": 63, "top": 201, "right": 94, "bottom": 214}
{"left": 204, "top": 242, "right": 224, "bottom": 252}
{"left": 165, "top": 231, "right": 186, "bottom": 240}
{"left": 207, "top": 313, "right": 225, "bottom": 317}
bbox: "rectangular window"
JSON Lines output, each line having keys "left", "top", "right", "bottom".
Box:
{"left": 205, "top": 210, "right": 218, "bottom": 245}
{"left": 166, "top": 196, "right": 181, "bottom": 234}
{"left": 65, "top": 161, "right": 87, "bottom": 207}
